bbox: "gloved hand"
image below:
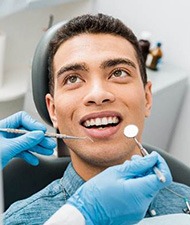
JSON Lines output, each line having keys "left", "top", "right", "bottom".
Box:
{"left": 67, "top": 152, "right": 172, "bottom": 225}
{"left": 0, "top": 111, "right": 56, "bottom": 169}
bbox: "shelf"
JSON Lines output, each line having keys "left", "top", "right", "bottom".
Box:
{"left": 143, "top": 64, "right": 189, "bottom": 150}
{"left": 147, "top": 64, "right": 189, "bottom": 94}
{"left": 0, "top": 67, "right": 29, "bottom": 102}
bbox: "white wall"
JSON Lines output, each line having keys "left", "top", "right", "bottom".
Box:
{"left": 94, "top": 0, "right": 190, "bottom": 165}
{"left": 0, "top": 0, "right": 93, "bottom": 72}
{"left": 0, "top": 0, "right": 93, "bottom": 119}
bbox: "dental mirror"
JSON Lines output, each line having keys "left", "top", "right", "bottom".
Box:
{"left": 124, "top": 124, "right": 166, "bottom": 183}
{"left": 124, "top": 124, "right": 139, "bottom": 138}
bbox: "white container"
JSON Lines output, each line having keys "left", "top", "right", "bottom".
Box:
{"left": 0, "top": 32, "right": 6, "bottom": 88}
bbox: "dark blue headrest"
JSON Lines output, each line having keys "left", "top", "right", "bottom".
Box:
{"left": 32, "top": 21, "right": 66, "bottom": 125}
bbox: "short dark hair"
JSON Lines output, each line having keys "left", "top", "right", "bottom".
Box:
{"left": 48, "top": 13, "right": 147, "bottom": 94}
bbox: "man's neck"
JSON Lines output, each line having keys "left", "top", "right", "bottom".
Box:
{"left": 69, "top": 149, "right": 141, "bottom": 181}
{"left": 70, "top": 153, "right": 107, "bottom": 181}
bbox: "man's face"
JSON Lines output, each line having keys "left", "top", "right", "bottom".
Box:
{"left": 46, "top": 33, "right": 152, "bottom": 169}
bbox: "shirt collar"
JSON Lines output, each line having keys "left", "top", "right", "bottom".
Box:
{"left": 60, "top": 162, "right": 85, "bottom": 197}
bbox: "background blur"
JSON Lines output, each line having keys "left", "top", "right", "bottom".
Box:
{"left": 0, "top": 0, "right": 189, "bottom": 166}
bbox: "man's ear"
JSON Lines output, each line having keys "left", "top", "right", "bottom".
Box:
{"left": 45, "top": 93, "right": 58, "bottom": 128}
{"left": 144, "top": 81, "right": 152, "bottom": 118}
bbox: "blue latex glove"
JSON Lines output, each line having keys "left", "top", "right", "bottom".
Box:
{"left": 0, "top": 111, "right": 56, "bottom": 169}
{"left": 67, "top": 152, "right": 172, "bottom": 225}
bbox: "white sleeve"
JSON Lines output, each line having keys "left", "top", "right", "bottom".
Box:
{"left": 44, "top": 204, "right": 86, "bottom": 225}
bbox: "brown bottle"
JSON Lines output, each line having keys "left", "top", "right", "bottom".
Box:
{"left": 146, "top": 42, "right": 163, "bottom": 70}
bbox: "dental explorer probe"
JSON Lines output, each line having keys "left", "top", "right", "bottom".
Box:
{"left": 0, "top": 128, "right": 93, "bottom": 141}
{"left": 124, "top": 124, "right": 166, "bottom": 183}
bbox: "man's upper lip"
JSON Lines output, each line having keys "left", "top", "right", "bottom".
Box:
{"left": 80, "top": 111, "right": 122, "bottom": 124}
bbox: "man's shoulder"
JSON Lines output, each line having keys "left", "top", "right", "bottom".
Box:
{"left": 161, "top": 182, "right": 190, "bottom": 198}
{"left": 4, "top": 179, "right": 64, "bottom": 224}
{"left": 148, "top": 182, "right": 190, "bottom": 217}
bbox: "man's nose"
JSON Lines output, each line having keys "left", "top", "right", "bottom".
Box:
{"left": 83, "top": 81, "right": 115, "bottom": 106}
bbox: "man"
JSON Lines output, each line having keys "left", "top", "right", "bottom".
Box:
{"left": 3, "top": 14, "right": 190, "bottom": 224}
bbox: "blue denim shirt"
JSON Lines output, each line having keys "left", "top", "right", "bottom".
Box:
{"left": 4, "top": 163, "right": 84, "bottom": 224}
{"left": 4, "top": 163, "right": 190, "bottom": 224}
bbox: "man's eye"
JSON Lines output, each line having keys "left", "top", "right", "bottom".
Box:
{"left": 65, "top": 75, "right": 82, "bottom": 84}
{"left": 112, "top": 69, "right": 129, "bottom": 78}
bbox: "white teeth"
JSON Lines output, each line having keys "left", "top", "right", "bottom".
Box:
{"left": 95, "top": 118, "right": 101, "bottom": 126}
{"left": 84, "top": 116, "right": 119, "bottom": 128}
{"left": 90, "top": 119, "right": 95, "bottom": 126}
{"left": 86, "top": 120, "right": 91, "bottom": 127}
{"left": 108, "top": 117, "right": 112, "bottom": 123}
{"left": 102, "top": 117, "right": 108, "bottom": 125}
{"left": 113, "top": 117, "right": 119, "bottom": 123}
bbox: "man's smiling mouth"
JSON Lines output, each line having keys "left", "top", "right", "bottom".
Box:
{"left": 82, "top": 116, "right": 120, "bottom": 129}
{"left": 80, "top": 112, "right": 122, "bottom": 138}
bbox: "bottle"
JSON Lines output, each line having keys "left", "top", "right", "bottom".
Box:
{"left": 139, "top": 31, "right": 151, "bottom": 63}
{"left": 146, "top": 42, "right": 163, "bottom": 70}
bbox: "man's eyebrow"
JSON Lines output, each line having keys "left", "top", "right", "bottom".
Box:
{"left": 57, "top": 63, "right": 89, "bottom": 77}
{"left": 100, "top": 58, "right": 137, "bottom": 69}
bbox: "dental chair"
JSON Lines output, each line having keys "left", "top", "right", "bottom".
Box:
{"left": 3, "top": 21, "right": 190, "bottom": 211}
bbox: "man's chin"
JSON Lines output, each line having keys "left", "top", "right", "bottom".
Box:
{"left": 80, "top": 154, "right": 128, "bottom": 168}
